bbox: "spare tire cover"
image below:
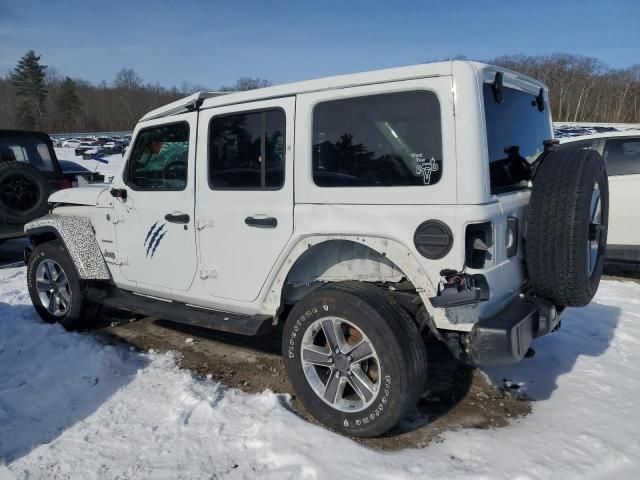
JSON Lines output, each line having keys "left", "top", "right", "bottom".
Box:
{"left": 0, "top": 161, "right": 51, "bottom": 225}
{"left": 525, "top": 148, "right": 608, "bottom": 307}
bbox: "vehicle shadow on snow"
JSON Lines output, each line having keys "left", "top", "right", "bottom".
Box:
{"left": 0, "top": 303, "right": 149, "bottom": 464}
{"left": 482, "top": 301, "right": 621, "bottom": 401}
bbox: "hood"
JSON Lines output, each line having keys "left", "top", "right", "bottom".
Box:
{"left": 48, "top": 184, "right": 111, "bottom": 206}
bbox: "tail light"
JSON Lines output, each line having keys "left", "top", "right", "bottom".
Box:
{"left": 465, "top": 222, "right": 493, "bottom": 268}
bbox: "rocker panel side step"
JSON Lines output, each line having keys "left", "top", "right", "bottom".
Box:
{"left": 88, "top": 286, "right": 272, "bottom": 336}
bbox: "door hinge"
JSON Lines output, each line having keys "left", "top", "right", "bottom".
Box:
{"left": 196, "top": 217, "right": 214, "bottom": 230}
{"left": 199, "top": 266, "right": 217, "bottom": 279}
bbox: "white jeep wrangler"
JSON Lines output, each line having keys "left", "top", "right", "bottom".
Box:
{"left": 24, "top": 61, "right": 608, "bottom": 438}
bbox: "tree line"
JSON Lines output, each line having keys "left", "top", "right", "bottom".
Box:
{"left": 492, "top": 53, "right": 640, "bottom": 124}
{"left": 1, "top": 50, "right": 638, "bottom": 134}
{"left": 0, "top": 50, "right": 272, "bottom": 134}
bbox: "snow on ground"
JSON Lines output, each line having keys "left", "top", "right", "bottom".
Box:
{"left": 1, "top": 266, "right": 639, "bottom": 479}
{"left": 553, "top": 122, "right": 640, "bottom": 138}
{"left": 54, "top": 147, "right": 125, "bottom": 177}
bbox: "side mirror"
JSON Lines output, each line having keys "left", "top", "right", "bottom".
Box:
{"left": 110, "top": 188, "right": 127, "bottom": 199}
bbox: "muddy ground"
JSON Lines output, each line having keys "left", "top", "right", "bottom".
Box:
{"left": 94, "top": 310, "right": 530, "bottom": 451}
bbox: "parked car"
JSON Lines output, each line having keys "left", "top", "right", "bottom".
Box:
{"left": 23, "top": 61, "right": 608, "bottom": 437}
{"left": 82, "top": 146, "right": 105, "bottom": 159}
{"left": 0, "top": 130, "right": 72, "bottom": 245}
{"left": 62, "top": 139, "right": 81, "bottom": 148}
{"left": 102, "top": 141, "right": 123, "bottom": 154}
{"left": 57, "top": 159, "right": 105, "bottom": 186}
{"left": 74, "top": 142, "right": 100, "bottom": 156}
{"left": 559, "top": 132, "right": 640, "bottom": 267}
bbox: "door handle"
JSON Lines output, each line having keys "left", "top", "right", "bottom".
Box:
{"left": 165, "top": 213, "right": 190, "bottom": 224}
{"left": 245, "top": 216, "right": 277, "bottom": 228}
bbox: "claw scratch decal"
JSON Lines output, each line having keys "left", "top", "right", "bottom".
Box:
{"left": 145, "top": 222, "right": 167, "bottom": 258}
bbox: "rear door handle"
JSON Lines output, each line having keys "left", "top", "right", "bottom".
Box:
{"left": 165, "top": 213, "right": 190, "bottom": 224}
{"left": 245, "top": 216, "right": 277, "bottom": 228}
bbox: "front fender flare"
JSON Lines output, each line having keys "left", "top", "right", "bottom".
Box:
{"left": 24, "top": 214, "right": 111, "bottom": 281}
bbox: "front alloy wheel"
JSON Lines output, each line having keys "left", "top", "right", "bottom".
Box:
{"left": 35, "top": 259, "right": 71, "bottom": 317}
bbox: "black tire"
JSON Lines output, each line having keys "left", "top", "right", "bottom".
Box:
{"left": 282, "top": 281, "right": 427, "bottom": 438}
{"left": 0, "top": 161, "right": 50, "bottom": 224}
{"left": 27, "top": 240, "right": 102, "bottom": 330}
{"left": 526, "top": 148, "right": 608, "bottom": 307}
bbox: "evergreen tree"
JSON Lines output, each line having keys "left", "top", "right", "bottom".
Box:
{"left": 55, "top": 77, "right": 82, "bottom": 132}
{"left": 11, "top": 50, "right": 48, "bottom": 129}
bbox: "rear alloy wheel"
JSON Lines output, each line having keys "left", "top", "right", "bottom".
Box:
{"left": 282, "top": 281, "right": 427, "bottom": 437}
{"left": 300, "top": 316, "right": 381, "bottom": 413}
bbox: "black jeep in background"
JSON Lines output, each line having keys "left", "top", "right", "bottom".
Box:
{"left": 0, "top": 130, "right": 71, "bottom": 246}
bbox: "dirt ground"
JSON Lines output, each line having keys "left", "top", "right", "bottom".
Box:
{"left": 93, "top": 310, "right": 530, "bottom": 451}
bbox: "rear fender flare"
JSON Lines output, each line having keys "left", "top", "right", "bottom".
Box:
{"left": 261, "top": 235, "right": 443, "bottom": 321}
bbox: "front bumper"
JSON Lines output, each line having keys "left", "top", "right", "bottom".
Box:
{"left": 466, "top": 295, "right": 560, "bottom": 366}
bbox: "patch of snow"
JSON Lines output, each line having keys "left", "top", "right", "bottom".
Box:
{"left": 54, "top": 147, "right": 125, "bottom": 176}
{"left": 553, "top": 122, "right": 640, "bottom": 138}
{"left": 1, "top": 267, "right": 639, "bottom": 479}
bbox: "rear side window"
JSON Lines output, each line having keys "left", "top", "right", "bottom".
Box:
{"left": 312, "top": 91, "right": 442, "bottom": 187}
{"left": 126, "top": 123, "right": 189, "bottom": 191}
{"left": 209, "top": 109, "right": 285, "bottom": 189}
{"left": 0, "top": 136, "right": 55, "bottom": 172}
{"left": 483, "top": 84, "right": 551, "bottom": 193}
{"left": 603, "top": 138, "right": 640, "bottom": 176}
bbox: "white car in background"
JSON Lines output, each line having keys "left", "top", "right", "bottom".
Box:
{"left": 560, "top": 132, "right": 640, "bottom": 267}
{"left": 62, "top": 139, "right": 81, "bottom": 148}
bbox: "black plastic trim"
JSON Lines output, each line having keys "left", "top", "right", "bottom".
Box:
{"left": 467, "top": 295, "right": 559, "bottom": 366}
{"left": 87, "top": 286, "right": 272, "bottom": 336}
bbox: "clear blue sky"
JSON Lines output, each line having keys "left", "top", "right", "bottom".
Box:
{"left": 1, "top": 0, "right": 638, "bottom": 89}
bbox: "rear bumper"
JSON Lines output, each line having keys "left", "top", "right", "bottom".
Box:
{"left": 467, "top": 295, "right": 559, "bottom": 366}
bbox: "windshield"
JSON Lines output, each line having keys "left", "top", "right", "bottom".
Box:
{"left": 0, "top": 135, "right": 56, "bottom": 172}
{"left": 483, "top": 83, "right": 551, "bottom": 193}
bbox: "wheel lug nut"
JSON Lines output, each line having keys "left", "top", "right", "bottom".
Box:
{"left": 328, "top": 358, "right": 333, "bottom": 364}
{"left": 347, "top": 355, "right": 353, "bottom": 361}
{"left": 335, "top": 371, "right": 340, "bottom": 377}
{"left": 347, "top": 369, "right": 352, "bottom": 375}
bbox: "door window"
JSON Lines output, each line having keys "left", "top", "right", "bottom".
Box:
{"left": 209, "top": 109, "right": 285, "bottom": 189}
{"left": 312, "top": 90, "right": 442, "bottom": 187}
{"left": 603, "top": 138, "right": 640, "bottom": 176}
{"left": 126, "top": 123, "right": 189, "bottom": 191}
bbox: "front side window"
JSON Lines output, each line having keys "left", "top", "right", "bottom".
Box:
{"left": 483, "top": 84, "right": 551, "bottom": 193}
{"left": 312, "top": 91, "right": 442, "bottom": 187}
{"left": 209, "top": 109, "right": 285, "bottom": 189}
{"left": 603, "top": 138, "right": 640, "bottom": 176}
{"left": 126, "top": 123, "right": 189, "bottom": 191}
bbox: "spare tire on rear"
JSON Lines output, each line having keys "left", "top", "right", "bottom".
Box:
{"left": 0, "top": 161, "right": 51, "bottom": 225}
{"left": 525, "top": 148, "right": 608, "bottom": 307}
